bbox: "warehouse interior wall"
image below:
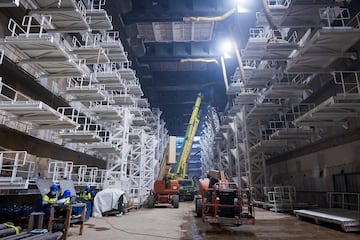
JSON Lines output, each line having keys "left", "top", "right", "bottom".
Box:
{"left": 268, "top": 138, "right": 360, "bottom": 207}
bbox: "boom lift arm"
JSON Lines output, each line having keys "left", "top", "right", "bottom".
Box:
{"left": 174, "top": 93, "right": 202, "bottom": 179}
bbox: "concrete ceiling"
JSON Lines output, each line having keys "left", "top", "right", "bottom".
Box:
{"left": 105, "top": 0, "right": 260, "bottom": 135}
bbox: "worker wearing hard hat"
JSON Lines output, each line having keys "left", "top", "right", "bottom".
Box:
{"left": 80, "top": 185, "right": 92, "bottom": 201}
{"left": 58, "top": 189, "right": 71, "bottom": 204}
{"left": 42, "top": 183, "right": 60, "bottom": 227}
{"left": 42, "top": 183, "right": 60, "bottom": 206}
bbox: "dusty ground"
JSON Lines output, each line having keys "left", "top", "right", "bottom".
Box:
{"left": 68, "top": 202, "right": 360, "bottom": 240}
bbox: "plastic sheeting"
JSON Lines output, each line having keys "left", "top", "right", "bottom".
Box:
{"left": 92, "top": 188, "right": 126, "bottom": 217}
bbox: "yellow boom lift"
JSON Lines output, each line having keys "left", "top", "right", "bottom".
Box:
{"left": 173, "top": 93, "right": 202, "bottom": 201}
{"left": 148, "top": 93, "right": 202, "bottom": 207}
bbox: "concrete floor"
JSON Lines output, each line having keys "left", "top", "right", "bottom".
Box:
{"left": 68, "top": 202, "right": 360, "bottom": 240}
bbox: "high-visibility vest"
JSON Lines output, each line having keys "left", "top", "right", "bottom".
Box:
{"left": 80, "top": 191, "right": 91, "bottom": 200}
{"left": 42, "top": 192, "right": 58, "bottom": 205}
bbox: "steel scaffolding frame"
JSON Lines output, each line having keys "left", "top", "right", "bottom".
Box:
{"left": 294, "top": 71, "right": 360, "bottom": 127}
{"left": 1, "top": 15, "right": 90, "bottom": 79}
{"left": 256, "top": 0, "right": 345, "bottom": 28}
{"left": 65, "top": 77, "right": 108, "bottom": 102}
{"left": 58, "top": 108, "right": 103, "bottom": 143}
{"left": 92, "top": 62, "right": 125, "bottom": 90}
{"left": 286, "top": 7, "right": 360, "bottom": 73}
{"left": 100, "top": 107, "right": 132, "bottom": 192}
{"left": 0, "top": 151, "right": 34, "bottom": 189}
{"left": 71, "top": 32, "right": 110, "bottom": 64}
{"left": 85, "top": 0, "right": 113, "bottom": 31}
{"left": 241, "top": 27, "right": 299, "bottom": 61}
{"left": 200, "top": 107, "right": 220, "bottom": 176}
{"left": 206, "top": 2, "right": 360, "bottom": 202}
{"left": 0, "top": 81, "right": 78, "bottom": 129}
{"left": 0, "top": 1, "right": 168, "bottom": 200}
{"left": 99, "top": 31, "right": 128, "bottom": 62}
{"left": 128, "top": 130, "right": 156, "bottom": 205}
{"left": 28, "top": 0, "right": 91, "bottom": 33}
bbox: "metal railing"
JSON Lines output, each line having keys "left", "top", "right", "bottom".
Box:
{"left": 332, "top": 71, "right": 360, "bottom": 96}
{"left": 327, "top": 192, "right": 360, "bottom": 211}
{"left": 249, "top": 27, "right": 266, "bottom": 39}
{"left": 319, "top": 7, "right": 350, "bottom": 28}
{"left": 0, "top": 151, "right": 35, "bottom": 189}
{"left": 287, "top": 30, "right": 298, "bottom": 43}
{"left": 291, "top": 103, "right": 315, "bottom": 119}
{"left": 101, "top": 31, "right": 123, "bottom": 47}
{"left": 267, "top": 0, "right": 291, "bottom": 8}
{"left": 0, "top": 81, "right": 32, "bottom": 102}
{"left": 264, "top": 186, "right": 296, "bottom": 212}
{"left": 347, "top": 11, "right": 360, "bottom": 29}
{"left": 74, "top": 0, "right": 88, "bottom": 19}
{"left": 66, "top": 76, "right": 105, "bottom": 90}
{"left": 48, "top": 160, "right": 73, "bottom": 182}
{"left": 8, "top": 15, "right": 52, "bottom": 38}
{"left": 0, "top": 48, "right": 3, "bottom": 64}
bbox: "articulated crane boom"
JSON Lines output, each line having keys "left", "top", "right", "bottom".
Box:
{"left": 174, "top": 93, "right": 202, "bottom": 201}
{"left": 175, "top": 118, "right": 200, "bottom": 179}
{"left": 175, "top": 93, "right": 202, "bottom": 178}
{"left": 148, "top": 94, "right": 202, "bottom": 207}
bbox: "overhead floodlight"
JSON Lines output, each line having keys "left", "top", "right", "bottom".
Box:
{"left": 220, "top": 40, "right": 234, "bottom": 58}
{"left": 220, "top": 40, "right": 233, "bottom": 53}
{"left": 237, "top": 6, "right": 250, "bottom": 13}
{"left": 234, "top": 0, "right": 251, "bottom": 13}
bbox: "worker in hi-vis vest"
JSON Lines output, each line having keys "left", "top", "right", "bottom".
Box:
{"left": 61, "top": 189, "right": 71, "bottom": 204}
{"left": 80, "top": 185, "right": 92, "bottom": 200}
{"left": 42, "top": 184, "right": 60, "bottom": 206}
{"left": 42, "top": 183, "right": 60, "bottom": 227}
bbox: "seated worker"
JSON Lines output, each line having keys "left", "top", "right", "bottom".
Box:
{"left": 80, "top": 185, "right": 92, "bottom": 201}
{"left": 43, "top": 184, "right": 60, "bottom": 207}
{"left": 58, "top": 189, "right": 71, "bottom": 204}
{"left": 52, "top": 189, "right": 72, "bottom": 221}
{"left": 42, "top": 183, "right": 60, "bottom": 226}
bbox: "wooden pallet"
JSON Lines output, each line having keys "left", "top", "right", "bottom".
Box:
{"left": 123, "top": 205, "right": 139, "bottom": 215}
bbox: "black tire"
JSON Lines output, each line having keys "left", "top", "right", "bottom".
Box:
{"left": 148, "top": 195, "right": 154, "bottom": 208}
{"left": 195, "top": 198, "right": 202, "bottom": 217}
{"left": 172, "top": 195, "right": 179, "bottom": 208}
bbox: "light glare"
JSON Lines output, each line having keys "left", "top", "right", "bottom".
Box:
{"left": 235, "top": 0, "right": 251, "bottom": 13}
{"left": 237, "top": 6, "right": 250, "bottom": 13}
{"left": 220, "top": 40, "right": 233, "bottom": 53}
{"left": 223, "top": 52, "right": 232, "bottom": 59}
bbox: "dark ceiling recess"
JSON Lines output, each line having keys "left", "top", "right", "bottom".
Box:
{"left": 106, "top": 0, "right": 258, "bottom": 136}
